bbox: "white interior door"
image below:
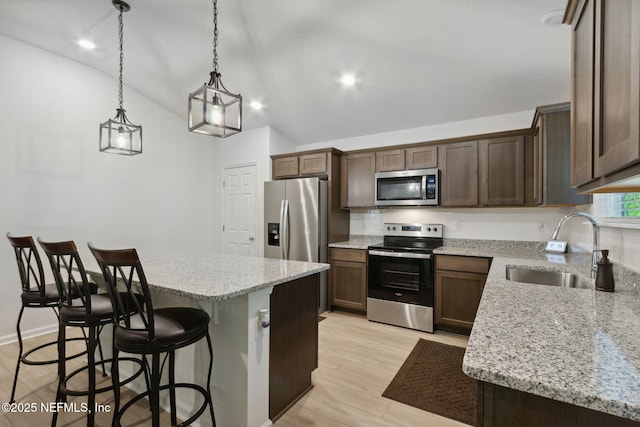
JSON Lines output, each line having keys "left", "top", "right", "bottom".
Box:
{"left": 222, "top": 164, "right": 257, "bottom": 256}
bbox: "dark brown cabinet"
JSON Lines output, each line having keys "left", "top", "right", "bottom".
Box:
{"left": 329, "top": 248, "right": 367, "bottom": 312}
{"left": 375, "top": 149, "right": 405, "bottom": 172}
{"left": 435, "top": 255, "right": 490, "bottom": 334}
{"left": 341, "top": 152, "right": 376, "bottom": 208}
{"left": 406, "top": 145, "right": 438, "bottom": 169}
{"left": 532, "top": 103, "right": 591, "bottom": 205}
{"left": 272, "top": 155, "right": 299, "bottom": 179}
{"left": 477, "top": 382, "right": 640, "bottom": 427}
{"left": 270, "top": 274, "right": 319, "bottom": 421}
{"left": 439, "top": 141, "right": 479, "bottom": 207}
{"left": 479, "top": 136, "right": 525, "bottom": 206}
{"left": 567, "top": 0, "right": 640, "bottom": 191}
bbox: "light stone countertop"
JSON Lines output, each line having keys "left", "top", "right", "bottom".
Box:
{"left": 331, "top": 236, "right": 640, "bottom": 421}
{"left": 440, "top": 243, "right": 640, "bottom": 422}
{"left": 328, "top": 235, "right": 382, "bottom": 250}
{"left": 82, "top": 250, "right": 329, "bottom": 302}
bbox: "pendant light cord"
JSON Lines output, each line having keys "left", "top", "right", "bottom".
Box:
{"left": 212, "top": 0, "right": 218, "bottom": 72}
{"left": 118, "top": 6, "right": 124, "bottom": 111}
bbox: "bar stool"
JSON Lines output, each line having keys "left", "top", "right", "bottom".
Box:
{"left": 88, "top": 243, "right": 216, "bottom": 427}
{"left": 38, "top": 239, "right": 145, "bottom": 427}
{"left": 5, "top": 233, "right": 87, "bottom": 404}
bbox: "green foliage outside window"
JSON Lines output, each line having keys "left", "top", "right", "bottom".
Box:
{"left": 621, "top": 193, "right": 640, "bottom": 217}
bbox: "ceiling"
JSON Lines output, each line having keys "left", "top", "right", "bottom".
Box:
{"left": 0, "top": 0, "right": 570, "bottom": 145}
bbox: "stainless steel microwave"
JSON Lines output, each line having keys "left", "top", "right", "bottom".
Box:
{"left": 375, "top": 168, "right": 439, "bottom": 206}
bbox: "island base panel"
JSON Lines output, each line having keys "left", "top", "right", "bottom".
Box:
{"left": 478, "top": 381, "right": 640, "bottom": 427}
{"left": 270, "top": 274, "right": 319, "bottom": 421}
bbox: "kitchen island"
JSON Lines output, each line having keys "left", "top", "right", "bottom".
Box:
{"left": 438, "top": 243, "right": 640, "bottom": 426}
{"left": 83, "top": 250, "right": 329, "bottom": 427}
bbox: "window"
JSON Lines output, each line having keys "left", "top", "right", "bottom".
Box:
{"left": 594, "top": 193, "right": 640, "bottom": 225}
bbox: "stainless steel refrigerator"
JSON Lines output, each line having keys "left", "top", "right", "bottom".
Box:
{"left": 264, "top": 177, "right": 328, "bottom": 311}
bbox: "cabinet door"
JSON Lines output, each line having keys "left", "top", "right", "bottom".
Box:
{"left": 435, "top": 270, "right": 486, "bottom": 332}
{"left": 330, "top": 259, "right": 367, "bottom": 312}
{"left": 570, "top": 0, "right": 595, "bottom": 186}
{"left": 341, "top": 152, "right": 376, "bottom": 208}
{"left": 375, "top": 149, "right": 405, "bottom": 172}
{"left": 299, "top": 153, "right": 328, "bottom": 176}
{"left": 273, "top": 156, "right": 299, "bottom": 179}
{"left": 406, "top": 146, "right": 438, "bottom": 169}
{"left": 533, "top": 119, "right": 543, "bottom": 205}
{"left": 479, "top": 136, "right": 525, "bottom": 206}
{"left": 438, "top": 141, "right": 478, "bottom": 207}
{"left": 593, "top": 0, "right": 640, "bottom": 176}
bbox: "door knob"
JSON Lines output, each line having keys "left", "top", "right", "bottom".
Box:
{"left": 249, "top": 237, "right": 255, "bottom": 241}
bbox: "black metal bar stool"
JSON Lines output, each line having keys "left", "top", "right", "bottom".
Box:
{"left": 38, "top": 239, "right": 145, "bottom": 427}
{"left": 5, "top": 233, "right": 88, "bottom": 404}
{"left": 88, "top": 243, "right": 216, "bottom": 427}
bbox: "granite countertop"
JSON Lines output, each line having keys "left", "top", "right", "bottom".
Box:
{"left": 82, "top": 250, "right": 329, "bottom": 302}
{"left": 329, "top": 235, "right": 382, "bottom": 250}
{"left": 445, "top": 242, "right": 640, "bottom": 422}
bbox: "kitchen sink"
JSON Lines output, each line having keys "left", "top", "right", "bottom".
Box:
{"left": 505, "top": 266, "right": 591, "bottom": 289}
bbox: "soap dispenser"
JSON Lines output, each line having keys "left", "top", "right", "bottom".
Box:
{"left": 595, "top": 249, "right": 615, "bottom": 292}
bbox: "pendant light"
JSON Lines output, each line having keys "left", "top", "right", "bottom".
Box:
{"left": 188, "top": 0, "right": 242, "bottom": 138}
{"left": 99, "top": 0, "right": 142, "bottom": 155}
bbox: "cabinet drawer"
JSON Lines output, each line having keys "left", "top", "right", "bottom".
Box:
{"left": 436, "top": 255, "right": 491, "bottom": 274}
{"left": 329, "top": 248, "right": 367, "bottom": 263}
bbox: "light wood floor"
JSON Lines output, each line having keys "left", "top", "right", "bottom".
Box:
{"left": 274, "top": 311, "right": 470, "bottom": 427}
{"left": 0, "top": 311, "right": 469, "bottom": 426}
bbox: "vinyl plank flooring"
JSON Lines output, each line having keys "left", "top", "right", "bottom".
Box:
{"left": 275, "top": 311, "right": 470, "bottom": 427}
{"left": 1, "top": 311, "right": 470, "bottom": 426}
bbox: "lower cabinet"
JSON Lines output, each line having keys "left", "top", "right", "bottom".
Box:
{"left": 329, "top": 248, "right": 367, "bottom": 312}
{"left": 435, "top": 255, "right": 491, "bottom": 334}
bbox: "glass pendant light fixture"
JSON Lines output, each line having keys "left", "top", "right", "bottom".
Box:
{"left": 188, "top": 0, "right": 242, "bottom": 138}
{"left": 99, "top": 0, "right": 142, "bottom": 155}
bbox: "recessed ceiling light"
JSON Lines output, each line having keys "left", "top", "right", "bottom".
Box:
{"left": 540, "top": 9, "right": 564, "bottom": 26}
{"left": 250, "top": 101, "right": 263, "bottom": 111}
{"left": 340, "top": 74, "right": 356, "bottom": 87}
{"left": 78, "top": 39, "right": 96, "bottom": 50}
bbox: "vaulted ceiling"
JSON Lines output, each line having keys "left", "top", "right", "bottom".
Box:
{"left": 0, "top": 0, "right": 570, "bottom": 144}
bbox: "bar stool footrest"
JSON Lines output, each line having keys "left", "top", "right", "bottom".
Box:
{"left": 22, "top": 336, "right": 87, "bottom": 366}
{"left": 115, "top": 383, "right": 211, "bottom": 427}
{"left": 60, "top": 356, "right": 145, "bottom": 397}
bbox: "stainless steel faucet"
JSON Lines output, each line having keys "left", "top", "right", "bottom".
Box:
{"left": 550, "top": 212, "right": 600, "bottom": 278}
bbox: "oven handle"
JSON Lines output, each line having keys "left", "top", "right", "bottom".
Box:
{"left": 368, "top": 250, "right": 432, "bottom": 260}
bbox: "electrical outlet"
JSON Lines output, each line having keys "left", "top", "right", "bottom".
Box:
{"left": 545, "top": 240, "right": 568, "bottom": 253}
{"left": 536, "top": 221, "right": 545, "bottom": 232}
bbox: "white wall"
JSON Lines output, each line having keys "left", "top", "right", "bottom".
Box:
{"left": 0, "top": 35, "right": 219, "bottom": 343}
{"left": 296, "top": 110, "right": 535, "bottom": 152}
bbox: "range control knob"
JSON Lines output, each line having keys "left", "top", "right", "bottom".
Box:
{"left": 392, "top": 226, "right": 397, "bottom": 231}
{"left": 433, "top": 227, "right": 438, "bottom": 232}
{"left": 426, "top": 227, "right": 431, "bottom": 232}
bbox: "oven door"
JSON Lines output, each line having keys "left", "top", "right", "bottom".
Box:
{"left": 367, "top": 250, "right": 433, "bottom": 307}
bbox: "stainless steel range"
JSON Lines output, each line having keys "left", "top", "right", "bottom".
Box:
{"left": 367, "top": 223, "right": 443, "bottom": 333}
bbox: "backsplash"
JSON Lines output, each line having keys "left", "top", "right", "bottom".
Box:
{"left": 350, "top": 206, "right": 580, "bottom": 242}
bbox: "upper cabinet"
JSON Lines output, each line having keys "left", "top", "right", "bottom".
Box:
{"left": 439, "top": 141, "right": 479, "bottom": 207}
{"left": 479, "top": 136, "right": 525, "bottom": 206}
{"left": 406, "top": 145, "right": 438, "bottom": 170}
{"left": 566, "top": 0, "right": 640, "bottom": 191}
{"left": 341, "top": 151, "right": 376, "bottom": 208}
{"left": 375, "top": 149, "right": 405, "bottom": 172}
{"left": 532, "top": 103, "right": 592, "bottom": 206}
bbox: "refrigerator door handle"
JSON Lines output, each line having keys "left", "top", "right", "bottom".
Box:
{"left": 282, "top": 199, "right": 290, "bottom": 259}
{"left": 279, "top": 200, "right": 286, "bottom": 259}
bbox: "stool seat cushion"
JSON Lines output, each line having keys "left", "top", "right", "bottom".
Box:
{"left": 21, "top": 283, "right": 60, "bottom": 304}
{"left": 60, "top": 294, "right": 114, "bottom": 324}
{"left": 115, "top": 307, "right": 210, "bottom": 352}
